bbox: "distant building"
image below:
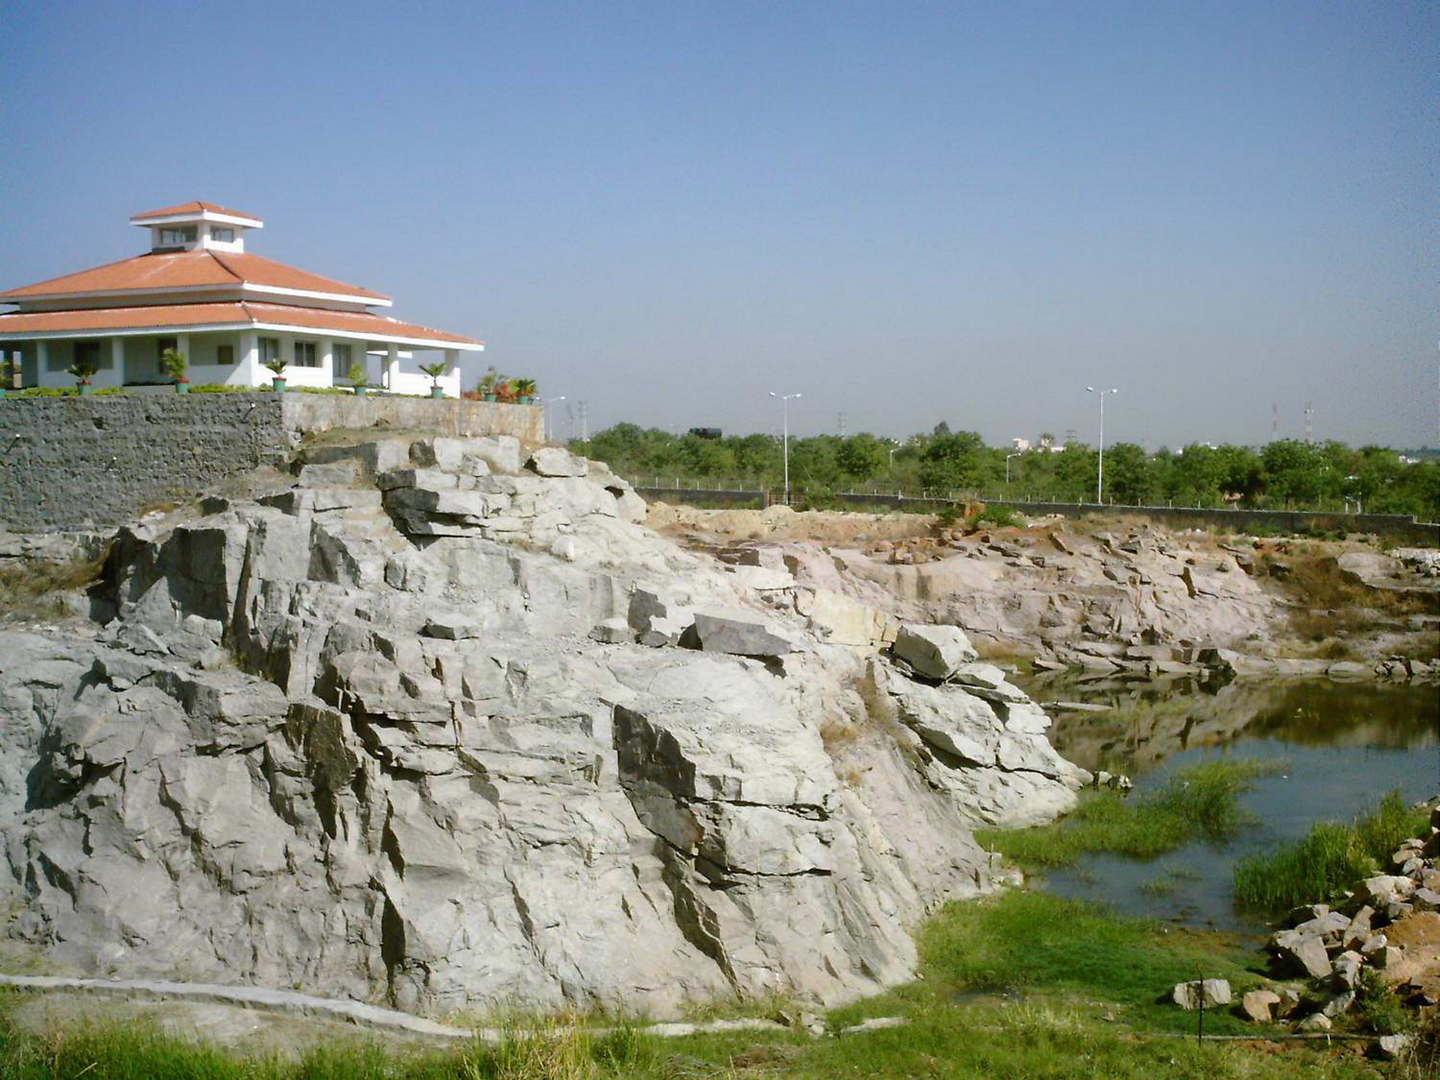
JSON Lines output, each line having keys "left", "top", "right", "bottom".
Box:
{"left": 0, "top": 201, "right": 484, "bottom": 394}
{"left": 689, "top": 427, "right": 722, "bottom": 440}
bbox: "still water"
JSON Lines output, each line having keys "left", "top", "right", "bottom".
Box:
{"left": 1015, "top": 676, "right": 1439, "bottom": 933}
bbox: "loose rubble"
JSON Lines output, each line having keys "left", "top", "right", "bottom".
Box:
{"left": 1193, "top": 798, "right": 1440, "bottom": 1040}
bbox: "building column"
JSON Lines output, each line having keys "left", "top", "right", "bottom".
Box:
{"left": 239, "top": 331, "right": 259, "bottom": 387}
{"left": 35, "top": 341, "right": 48, "bottom": 387}
{"left": 319, "top": 338, "right": 334, "bottom": 385}
{"left": 110, "top": 338, "right": 125, "bottom": 384}
{"left": 385, "top": 343, "right": 399, "bottom": 390}
{"left": 176, "top": 333, "right": 192, "bottom": 368}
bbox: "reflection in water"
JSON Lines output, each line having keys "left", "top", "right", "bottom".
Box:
{"left": 1023, "top": 676, "right": 1437, "bottom": 775}
{"left": 1013, "top": 677, "right": 1439, "bottom": 934}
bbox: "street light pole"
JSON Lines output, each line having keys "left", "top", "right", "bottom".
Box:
{"left": 542, "top": 395, "right": 566, "bottom": 442}
{"left": 1005, "top": 451, "right": 1021, "bottom": 485}
{"left": 769, "top": 391, "right": 802, "bottom": 505}
{"left": 1085, "top": 386, "right": 1118, "bottom": 503}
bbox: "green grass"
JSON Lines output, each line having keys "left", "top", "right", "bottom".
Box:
{"left": 1234, "top": 789, "right": 1430, "bottom": 912}
{"left": 0, "top": 892, "right": 1386, "bottom": 1079}
{"left": 975, "top": 759, "right": 1276, "bottom": 869}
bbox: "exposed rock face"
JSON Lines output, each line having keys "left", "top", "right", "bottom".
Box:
{"left": 0, "top": 436, "right": 1084, "bottom": 1017}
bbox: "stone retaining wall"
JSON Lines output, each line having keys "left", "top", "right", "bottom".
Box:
{"left": 0, "top": 394, "right": 543, "bottom": 532}
{"left": 281, "top": 395, "right": 542, "bottom": 441}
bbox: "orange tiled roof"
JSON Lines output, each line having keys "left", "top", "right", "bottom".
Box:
{"left": 130, "top": 201, "right": 260, "bottom": 222}
{"left": 0, "top": 301, "right": 482, "bottom": 346}
{"left": 0, "top": 250, "right": 389, "bottom": 302}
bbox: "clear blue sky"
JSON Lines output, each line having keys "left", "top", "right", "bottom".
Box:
{"left": 3, "top": 1, "right": 1436, "bottom": 447}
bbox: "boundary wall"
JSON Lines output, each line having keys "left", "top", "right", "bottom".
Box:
{"left": 0, "top": 394, "right": 542, "bottom": 532}
{"left": 630, "top": 484, "right": 1439, "bottom": 545}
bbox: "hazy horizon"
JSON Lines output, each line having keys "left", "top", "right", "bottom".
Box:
{"left": 4, "top": 2, "right": 1436, "bottom": 448}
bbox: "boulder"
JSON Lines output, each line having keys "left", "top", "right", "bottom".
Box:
{"left": 890, "top": 624, "right": 977, "bottom": 679}
{"left": 1296, "top": 1013, "right": 1332, "bottom": 1033}
{"left": 1275, "top": 987, "right": 1301, "bottom": 1017}
{"left": 527, "top": 447, "right": 587, "bottom": 477}
{"left": 1321, "top": 990, "right": 1355, "bottom": 1018}
{"left": 1270, "top": 930, "right": 1333, "bottom": 979}
{"left": 1358, "top": 875, "right": 1417, "bottom": 905}
{"left": 1332, "top": 950, "right": 1364, "bottom": 990}
{"left": 1172, "top": 978, "right": 1231, "bottom": 1010}
{"left": 421, "top": 613, "right": 486, "bottom": 640}
{"left": 1411, "top": 887, "right": 1440, "bottom": 912}
{"left": 1240, "top": 988, "right": 1280, "bottom": 1023}
{"left": 685, "top": 609, "right": 795, "bottom": 659}
{"left": 1377, "top": 1033, "right": 1412, "bottom": 1060}
{"left": 589, "top": 618, "right": 633, "bottom": 644}
{"left": 1341, "top": 905, "right": 1374, "bottom": 949}
{"left": 627, "top": 589, "right": 695, "bottom": 646}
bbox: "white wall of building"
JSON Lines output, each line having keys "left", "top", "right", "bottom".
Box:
{"left": 17, "top": 333, "right": 466, "bottom": 396}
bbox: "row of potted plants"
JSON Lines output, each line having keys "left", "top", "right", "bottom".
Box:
{"left": 1, "top": 352, "right": 513, "bottom": 401}
{"left": 475, "top": 367, "right": 538, "bottom": 404}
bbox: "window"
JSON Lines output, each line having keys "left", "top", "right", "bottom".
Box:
{"left": 211, "top": 227, "right": 235, "bottom": 243}
{"left": 294, "top": 341, "right": 318, "bottom": 368}
{"left": 46, "top": 347, "right": 68, "bottom": 372}
{"left": 259, "top": 338, "right": 280, "bottom": 366}
{"left": 158, "top": 226, "right": 196, "bottom": 246}
{"left": 75, "top": 341, "right": 111, "bottom": 371}
{"left": 333, "top": 343, "right": 353, "bottom": 377}
{"left": 217, "top": 344, "right": 234, "bottom": 366}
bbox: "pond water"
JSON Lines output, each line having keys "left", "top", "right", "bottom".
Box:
{"left": 1014, "top": 675, "right": 1439, "bottom": 934}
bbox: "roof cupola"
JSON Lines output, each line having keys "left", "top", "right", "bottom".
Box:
{"left": 130, "top": 201, "right": 264, "bottom": 254}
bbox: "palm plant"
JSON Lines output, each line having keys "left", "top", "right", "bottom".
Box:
{"left": 512, "top": 377, "right": 537, "bottom": 404}
{"left": 419, "top": 361, "right": 449, "bottom": 398}
{"left": 263, "top": 356, "right": 288, "bottom": 391}
{"left": 476, "top": 366, "right": 504, "bottom": 401}
{"left": 160, "top": 348, "right": 188, "bottom": 385}
{"left": 67, "top": 356, "right": 100, "bottom": 394}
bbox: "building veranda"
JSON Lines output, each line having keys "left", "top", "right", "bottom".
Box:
{"left": 0, "top": 201, "right": 483, "bottom": 396}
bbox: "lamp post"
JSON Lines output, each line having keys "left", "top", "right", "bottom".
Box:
{"left": 542, "top": 395, "right": 566, "bottom": 442}
{"left": 769, "top": 391, "right": 802, "bottom": 505}
{"left": 1085, "top": 386, "right": 1118, "bottom": 503}
{"left": 1005, "top": 451, "right": 1021, "bottom": 485}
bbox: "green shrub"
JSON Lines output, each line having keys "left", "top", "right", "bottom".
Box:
{"left": 966, "top": 505, "right": 1024, "bottom": 529}
{"left": 188, "top": 384, "right": 255, "bottom": 393}
{"left": 977, "top": 759, "right": 1274, "bottom": 868}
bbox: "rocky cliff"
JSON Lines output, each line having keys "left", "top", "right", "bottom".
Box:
{"left": 0, "top": 435, "right": 1084, "bottom": 1016}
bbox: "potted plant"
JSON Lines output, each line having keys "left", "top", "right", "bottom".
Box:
{"left": 513, "top": 377, "right": 537, "bottom": 405}
{"left": 347, "top": 361, "right": 368, "bottom": 396}
{"left": 264, "top": 357, "right": 288, "bottom": 392}
{"left": 419, "top": 361, "right": 449, "bottom": 399}
{"left": 160, "top": 347, "right": 189, "bottom": 393}
{"left": 67, "top": 356, "right": 100, "bottom": 395}
{"left": 496, "top": 378, "right": 515, "bottom": 404}
{"left": 477, "top": 366, "right": 501, "bottom": 402}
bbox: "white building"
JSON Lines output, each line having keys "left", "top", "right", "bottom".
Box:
{"left": 0, "top": 201, "right": 483, "bottom": 395}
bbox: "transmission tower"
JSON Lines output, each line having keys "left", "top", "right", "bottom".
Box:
{"left": 837, "top": 412, "right": 847, "bottom": 437}
{"left": 1304, "top": 402, "right": 1314, "bottom": 444}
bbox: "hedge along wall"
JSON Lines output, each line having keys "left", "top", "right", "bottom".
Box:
{"left": 0, "top": 394, "right": 545, "bottom": 532}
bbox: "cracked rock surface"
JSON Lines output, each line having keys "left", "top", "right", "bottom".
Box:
{"left": 0, "top": 435, "right": 1083, "bottom": 1016}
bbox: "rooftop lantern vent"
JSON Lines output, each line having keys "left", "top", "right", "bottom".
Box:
{"left": 129, "top": 201, "right": 264, "bottom": 254}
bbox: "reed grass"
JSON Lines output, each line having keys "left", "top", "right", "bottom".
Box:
{"left": 1233, "top": 790, "right": 1429, "bottom": 912}
{"left": 976, "top": 758, "right": 1276, "bottom": 869}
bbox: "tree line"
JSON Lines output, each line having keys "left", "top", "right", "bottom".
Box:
{"left": 571, "top": 422, "right": 1440, "bottom": 519}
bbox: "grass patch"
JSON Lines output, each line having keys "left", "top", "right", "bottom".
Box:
{"left": 975, "top": 758, "right": 1276, "bottom": 869}
{"left": 1234, "top": 789, "right": 1429, "bottom": 911}
{"left": 0, "top": 556, "right": 104, "bottom": 621}
{"left": 0, "top": 893, "right": 1385, "bottom": 1079}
